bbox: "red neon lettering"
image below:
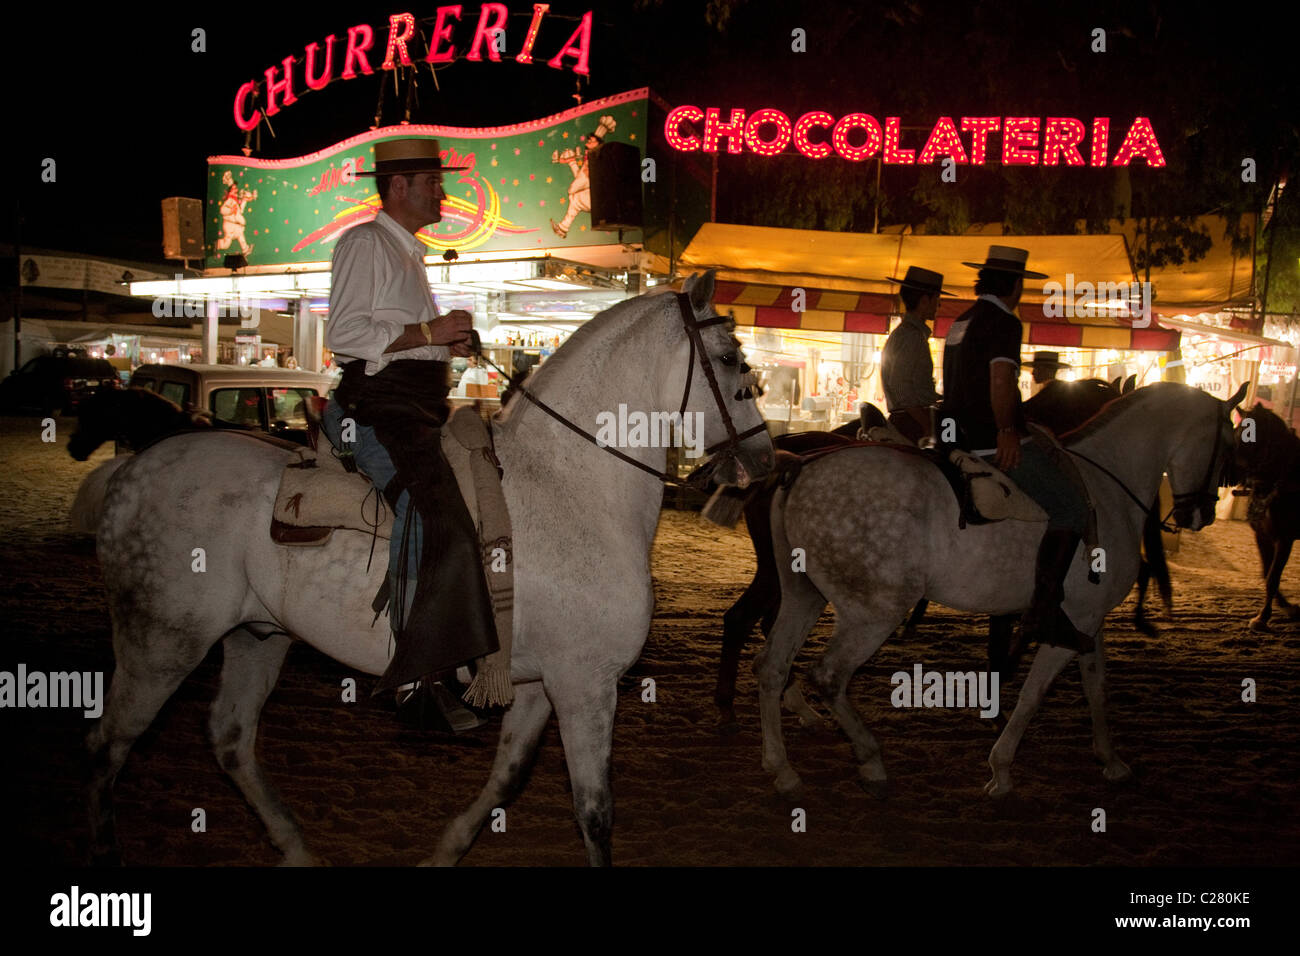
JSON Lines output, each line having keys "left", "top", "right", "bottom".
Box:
{"left": 546, "top": 10, "right": 592, "bottom": 75}
{"left": 234, "top": 81, "right": 261, "bottom": 132}
{"left": 383, "top": 13, "right": 417, "bottom": 69}
{"left": 665, "top": 105, "right": 704, "bottom": 151}
{"left": 744, "top": 109, "right": 793, "bottom": 156}
{"left": 1001, "top": 117, "right": 1040, "bottom": 165}
{"left": 702, "top": 108, "right": 746, "bottom": 154}
{"left": 342, "top": 24, "right": 375, "bottom": 79}
{"left": 1090, "top": 117, "right": 1110, "bottom": 167}
{"left": 467, "top": 2, "right": 509, "bottom": 61}
{"left": 428, "top": 5, "right": 463, "bottom": 64}
{"left": 304, "top": 36, "right": 335, "bottom": 91}
{"left": 916, "top": 116, "right": 967, "bottom": 164}
{"left": 515, "top": 3, "right": 550, "bottom": 64}
{"left": 832, "top": 113, "right": 882, "bottom": 161}
{"left": 263, "top": 56, "right": 297, "bottom": 117}
{"left": 1110, "top": 117, "right": 1166, "bottom": 167}
{"left": 793, "top": 112, "right": 834, "bottom": 159}
{"left": 960, "top": 117, "right": 1000, "bottom": 164}
{"left": 882, "top": 117, "right": 914, "bottom": 164}
{"left": 1041, "top": 117, "right": 1086, "bottom": 166}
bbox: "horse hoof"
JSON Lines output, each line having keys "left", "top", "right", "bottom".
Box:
{"left": 1249, "top": 617, "right": 1271, "bottom": 632}
{"left": 984, "top": 776, "right": 1012, "bottom": 798}
{"left": 858, "top": 774, "right": 889, "bottom": 800}
{"left": 1103, "top": 759, "right": 1134, "bottom": 783}
{"left": 417, "top": 854, "right": 456, "bottom": 867}
{"left": 278, "top": 850, "right": 324, "bottom": 867}
{"left": 774, "top": 767, "right": 803, "bottom": 797}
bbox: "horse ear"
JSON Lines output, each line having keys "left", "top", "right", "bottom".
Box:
{"left": 1123, "top": 374, "right": 1136, "bottom": 394}
{"left": 684, "top": 269, "right": 716, "bottom": 312}
{"left": 1110, "top": 375, "right": 1121, "bottom": 389}
{"left": 1226, "top": 382, "right": 1249, "bottom": 408}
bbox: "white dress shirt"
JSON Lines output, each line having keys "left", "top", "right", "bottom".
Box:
{"left": 326, "top": 210, "right": 450, "bottom": 376}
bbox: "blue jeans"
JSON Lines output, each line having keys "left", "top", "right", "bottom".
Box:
{"left": 979, "top": 440, "right": 1089, "bottom": 535}
{"left": 321, "top": 399, "right": 421, "bottom": 633}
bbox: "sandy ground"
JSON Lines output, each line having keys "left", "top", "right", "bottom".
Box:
{"left": 1, "top": 413, "right": 1298, "bottom": 867}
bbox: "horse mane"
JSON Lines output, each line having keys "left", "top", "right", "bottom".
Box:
{"left": 1060, "top": 381, "right": 1171, "bottom": 445}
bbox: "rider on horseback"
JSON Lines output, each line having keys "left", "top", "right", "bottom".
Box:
{"left": 881, "top": 266, "right": 954, "bottom": 444}
{"left": 940, "top": 245, "right": 1094, "bottom": 660}
{"left": 321, "top": 138, "right": 498, "bottom": 733}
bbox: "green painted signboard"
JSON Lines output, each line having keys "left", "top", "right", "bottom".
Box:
{"left": 206, "top": 89, "right": 648, "bottom": 268}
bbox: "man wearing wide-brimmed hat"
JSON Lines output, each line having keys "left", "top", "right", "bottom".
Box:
{"left": 322, "top": 137, "right": 496, "bottom": 732}
{"left": 1024, "top": 350, "right": 1070, "bottom": 394}
{"left": 939, "top": 245, "right": 1092, "bottom": 664}
{"left": 881, "top": 265, "right": 953, "bottom": 443}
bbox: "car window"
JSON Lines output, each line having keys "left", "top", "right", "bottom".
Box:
{"left": 210, "top": 387, "right": 266, "bottom": 428}
{"left": 160, "top": 382, "right": 190, "bottom": 408}
{"left": 268, "top": 387, "right": 314, "bottom": 428}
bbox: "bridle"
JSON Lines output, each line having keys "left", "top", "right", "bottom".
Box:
{"left": 1067, "top": 405, "right": 1232, "bottom": 531}
{"left": 480, "top": 291, "right": 767, "bottom": 482}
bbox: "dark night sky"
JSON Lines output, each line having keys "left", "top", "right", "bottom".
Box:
{"left": 3, "top": 0, "right": 1294, "bottom": 263}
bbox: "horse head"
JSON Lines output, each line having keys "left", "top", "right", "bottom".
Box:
{"left": 1234, "top": 397, "right": 1293, "bottom": 486}
{"left": 1167, "top": 381, "right": 1248, "bottom": 530}
{"left": 672, "top": 270, "right": 773, "bottom": 489}
{"left": 67, "top": 385, "right": 120, "bottom": 461}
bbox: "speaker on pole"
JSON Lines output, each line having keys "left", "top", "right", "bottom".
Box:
{"left": 589, "top": 142, "right": 643, "bottom": 232}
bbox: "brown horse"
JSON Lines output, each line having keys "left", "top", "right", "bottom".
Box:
{"left": 707, "top": 377, "right": 1170, "bottom": 727}
{"left": 1235, "top": 402, "right": 1300, "bottom": 630}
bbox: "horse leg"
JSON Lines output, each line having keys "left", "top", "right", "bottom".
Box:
{"left": 87, "top": 626, "right": 215, "bottom": 864}
{"left": 807, "top": 607, "right": 907, "bottom": 798}
{"left": 1251, "top": 536, "right": 1290, "bottom": 631}
{"left": 754, "top": 583, "right": 826, "bottom": 796}
{"left": 716, "top": 577, "right": 769, "bottom": 728}
{"left": 985, "top": 644, "right": 1077, "bottom": 797}
{"left": 899, "top": 598, "right": 928, "bottom": 640}
{"left": 425, "top": 679, "right": 553, "bottom": 866}
{"left": 1077, "top": 631, "right": 1132, "bottom": 783}
{"left": 1133, "top": 558, "right": 1156, "bottom": 636}
{"left": 551, "top": 679, "right": 619, "bottom": 866}
{"left": 208, "top": 630, "right": 316, "bottom": 866}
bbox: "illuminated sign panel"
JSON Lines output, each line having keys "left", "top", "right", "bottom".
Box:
{"left": 665, "top": 107, "right": 1166, "bottom": 167}
{"left": 206, "top": 89, "right": 646, "bottom": 268}
{"left": 234, "top": 5, "right": 594, "bottom": 131}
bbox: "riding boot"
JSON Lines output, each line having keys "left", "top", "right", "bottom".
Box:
{"left": 1007, "top": 529, "right": 1096, "bottom": 667}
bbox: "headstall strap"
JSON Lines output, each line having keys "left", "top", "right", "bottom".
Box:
{"left": 511, "top": 290, "right": 763, "bottom": 484}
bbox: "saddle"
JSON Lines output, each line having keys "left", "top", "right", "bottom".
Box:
{"left": 271, "top": 404, "right": 516, "bottom": 707}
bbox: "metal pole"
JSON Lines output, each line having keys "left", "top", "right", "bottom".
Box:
{"left": 873, "top": 156, "right": 882, "bottom": 234}
{"left": 13, "top": 196, "right": 22, "bottom": 369}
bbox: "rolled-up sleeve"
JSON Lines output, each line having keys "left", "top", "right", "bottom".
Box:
{"left": 325, "top": 231, "right": 403, "bottom": 362}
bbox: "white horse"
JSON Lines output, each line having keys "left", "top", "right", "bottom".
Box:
{"left": 756, "top": 382, "right": 1245, "bottom": 798}
{"left": 86, "top": 270, "right": 773, "bottom": 866}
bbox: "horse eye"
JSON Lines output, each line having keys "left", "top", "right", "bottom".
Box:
{"left": 719, "top": 352, "right": 738, "bottom": 367}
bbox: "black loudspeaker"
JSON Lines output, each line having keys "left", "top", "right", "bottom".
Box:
{"left": 588, "top": 141, "right": 643, "bottom": 231}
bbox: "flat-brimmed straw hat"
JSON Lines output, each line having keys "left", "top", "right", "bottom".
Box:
{"left": 885, "top": 265, "right": 956, "bottom": 296}
{"left": 961, "top": 244, "right": 1048, "bottom": 279}
{"left": 1022, "top": 350, "right": 1071, "bottom": 369}
{"left": 356, "top": 138, "right": 469, "bottom": 176}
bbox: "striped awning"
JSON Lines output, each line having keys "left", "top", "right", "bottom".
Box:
{"left": 713, "top": 281, "right": 1180, "bottom": 351}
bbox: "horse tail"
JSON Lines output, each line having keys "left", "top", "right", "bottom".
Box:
{"left": 1143, "top": 508, "right": 1173, "bottom": 611}
{"left": 68, "top": 456, "right": 131, "bottom": 534}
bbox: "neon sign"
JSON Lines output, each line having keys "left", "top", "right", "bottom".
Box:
{"left": 664, "top": 107, "right": 1166, "bottom": 167}
{"left": 234, "top": 4, "right": 594, "bottom": 132}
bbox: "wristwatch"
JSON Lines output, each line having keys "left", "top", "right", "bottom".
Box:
{"left": 419, "top": 321, "right": 433, "bottom": 346}
{"left": 998, "top": 426, "right": 1017, "bottom": 435}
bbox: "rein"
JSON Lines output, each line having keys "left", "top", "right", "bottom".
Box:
{"left": 475, "top": 292, "right": 765, "bottom": 483}
{"left": 1066, "top": 409, "right": 1230, "bottom": 533}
